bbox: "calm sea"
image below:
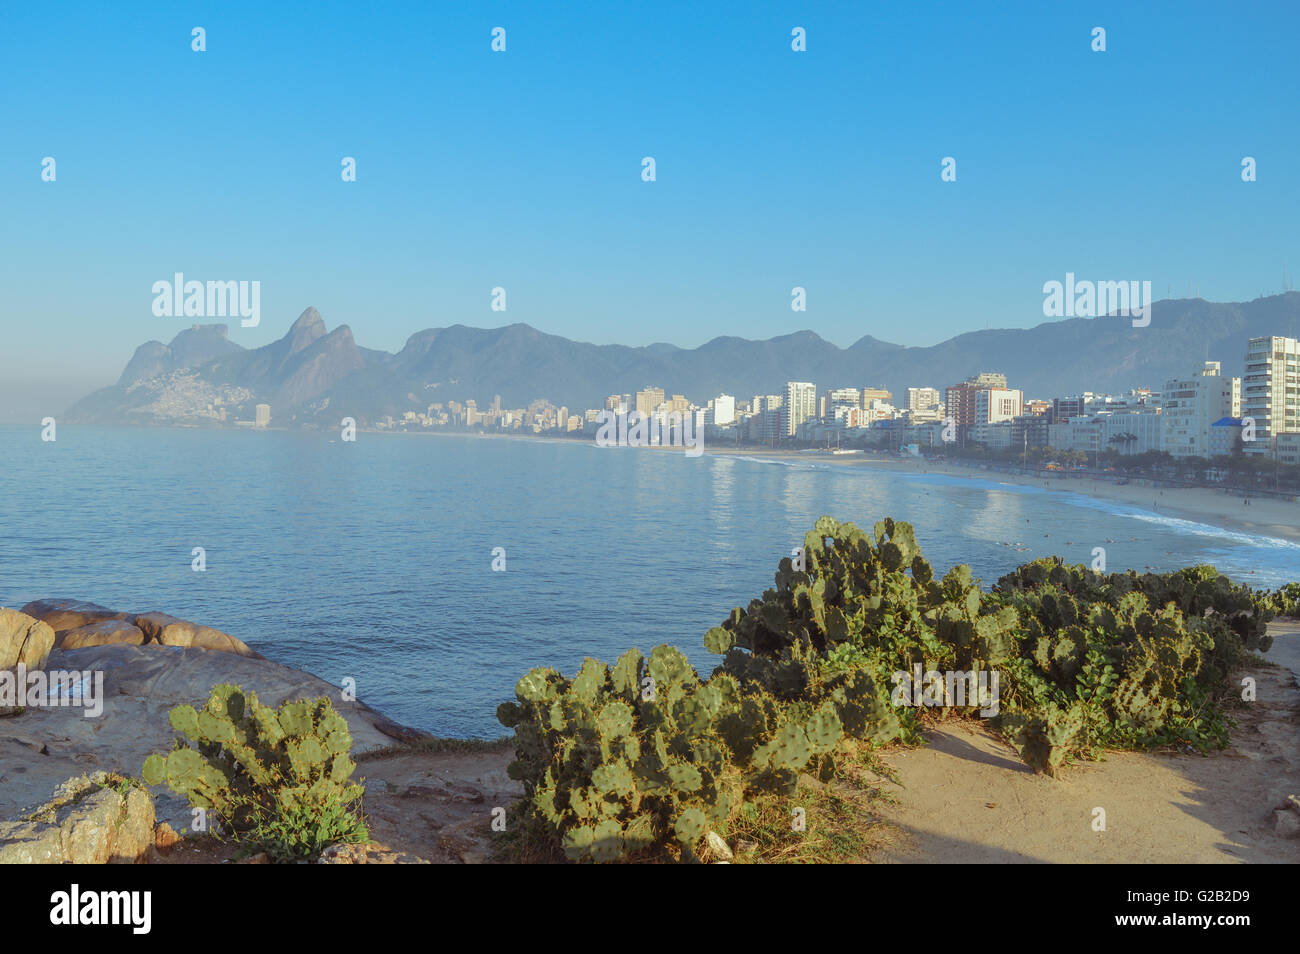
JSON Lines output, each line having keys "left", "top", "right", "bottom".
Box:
{"left": 3, "top": 426, "right": 1298, "bottom": 737}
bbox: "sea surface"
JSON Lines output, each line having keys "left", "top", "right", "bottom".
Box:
{"left": 3, "top": 426, "right": 1298, "bottom": 738}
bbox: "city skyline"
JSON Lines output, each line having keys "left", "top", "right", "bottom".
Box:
{"left": 195, "top": 328, "right": 1299, "bottom": 469}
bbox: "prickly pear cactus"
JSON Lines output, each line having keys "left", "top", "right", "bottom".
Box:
{"left": 500, "top": 644, "right": 840, "bottom": 862}
{"left": 141, "top": 684, "right": 367, "bottom": 859}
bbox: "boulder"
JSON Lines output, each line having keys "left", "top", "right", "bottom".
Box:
{"left": 58, "top": 619, "right": 147, "bottom": 650}
{"left": 0, "top": 609, "right": 56, "bottom": 670}
{"left": 132, "top": 613, "right": 260, "bottom": 657}
{"left": 0, "top": 773, "right": 155, "bottom": 864}
{"left": 19, "top": 599, "right": 128, "bottom": 635}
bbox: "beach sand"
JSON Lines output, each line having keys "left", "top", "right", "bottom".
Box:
{"left": 870, "top": 621, "right": 1300, "bottom": 864}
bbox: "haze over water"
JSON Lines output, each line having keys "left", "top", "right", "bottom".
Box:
{"left": 4, "top": 427, "right": 1297, "bottom": 737}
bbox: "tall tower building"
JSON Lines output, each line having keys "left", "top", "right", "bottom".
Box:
{"left": 784, "top": 382, "right": 817, "bottom": 437}
{"left": 1242, "top": 336, "right": 1300, "bottom": 459}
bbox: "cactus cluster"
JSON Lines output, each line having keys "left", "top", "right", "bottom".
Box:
{"left": 498, "top": 646, "right": 876, "bottom": 862}
{"left": 141, "top": 684, "right": 367, "bottom": 860}
{"left": 502, "top": 516, "right": 1295, "bottom": 858}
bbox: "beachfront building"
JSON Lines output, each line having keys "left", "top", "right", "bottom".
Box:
{"left": 977, "top": 387, "right": 1023, "bottom": 425}
{"left": 705, "top": 394, "right": 735, "bottom": 427}
{"left": 784, "top": 382, "right": 817, "bottom": 437}
{"left": 944, "top": 372, "right": 1008, "bottom": 440}
{"left": 1048, "top": 407, "right": 1162, "bottom": 457}
{"left": 1210, "top": 417, "right": 1244, "bottom": 458}
{"left": 635, "top": 387, "right": 666, "bottom": 417}
{"left": 254, "top": 403, "right": 270, "bottom": 427}
{"left": 1162, "top": 361, "right": 1240, "bottom": 458}
{"left": 746, "top": 394, "right": 784, "bottom": 442}
{"left": 1242, "top": 336, "right": 1300, "bottom": 460}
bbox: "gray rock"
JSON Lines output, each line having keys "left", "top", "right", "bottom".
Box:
{"left": 1275, "top": 808, "right": 1300, "bottom": 839}
{"left": 0, "top": 642, "right": 431, "bottom": 828}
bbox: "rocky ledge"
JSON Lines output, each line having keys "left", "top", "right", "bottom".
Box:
{"left": 0, "top": 597, "right": 504, "bottom": 864}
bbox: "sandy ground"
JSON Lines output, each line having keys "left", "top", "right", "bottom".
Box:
{"left": 869, "top": 620, "right": 1300, "bottom": 864}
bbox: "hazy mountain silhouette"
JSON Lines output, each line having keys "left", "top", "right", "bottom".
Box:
{"left": 66, "top": 294, "right": 1300, "bottom": 426}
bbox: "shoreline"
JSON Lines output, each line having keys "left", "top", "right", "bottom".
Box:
{"left": 701, "top": 446, "right": 1300, "bottom": 548}
{"left": 389, "top": 429, "right": 1300, "bottom": 549}
{"left": 39, "top": 423, "right": 1300, "bottom": 549}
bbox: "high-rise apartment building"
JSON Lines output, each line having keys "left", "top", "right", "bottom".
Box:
{"left": 945, "top": 373, "right": 1008, "bottom": 438}
{"left": 784, "top": 382, "right": 817, "bottom": 437}
{"left": 635, "top": 387, "right": 665, "bottom": 417}
{"left": 255, "top": 404, "right": 271, "bottom": 427}
{"left": 1242, "top": 336, "right": 1300, "bottom": 459}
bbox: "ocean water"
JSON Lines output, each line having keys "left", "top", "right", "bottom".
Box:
{"left": 3, "top": 426, "right": 1298, "bottom": 738}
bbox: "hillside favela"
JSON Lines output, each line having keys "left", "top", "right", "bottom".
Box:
{"left": 1, "top": 2, "right": 1296, "bottom": 929}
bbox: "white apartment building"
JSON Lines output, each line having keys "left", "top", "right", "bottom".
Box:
{"left": 706, "top": 394, "right": 735, "bottom": 426}
{"left": 1242, "top": 336, "right": 1300, "bottom": 459}
{"left": 976, "top": 388, "right": 1023, "bottom": 425}
{"left": 1162, "top": 361, "right": 1240, "bottom": 458}
{"left": 784, "top": 381, "right": 817, "bottom": 437}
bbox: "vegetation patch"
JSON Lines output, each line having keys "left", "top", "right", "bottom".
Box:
{"left": 498, "top": 515, "right": 1295, "bottom": 863}
{"left": 141, "top": 685, "right": 369, "bottom": 862}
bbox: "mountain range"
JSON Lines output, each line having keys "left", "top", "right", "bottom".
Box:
{"left": 65, "top": 294, "right": 1300, "bottom": 427}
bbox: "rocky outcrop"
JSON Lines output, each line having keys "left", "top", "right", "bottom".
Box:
{"left": 20, "top": 599, "right": 260, "bottom": 659}
{"left": 19, "top": 598, "right": 129, "bottom": 635}
{"left": 132, "top": 612, "right": 260, "bottom": 657}
{"left": 0, "top": 609, "right": 55, "bottom": 670}
{"left": 0, "top": 773, "right": 155, "bottom": 864}
{"left": 59, "top": 620, "right": 146, "bottom": 649}
{"left": 0, "top": 641, "right": 434, "bottom": 829}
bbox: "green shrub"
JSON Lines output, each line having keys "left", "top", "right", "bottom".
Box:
{"left": 1267, "top": 582, "right": 1300, "bottom": 618}
{"left": 142, "top": 684, "right": 368, "bottom": 862}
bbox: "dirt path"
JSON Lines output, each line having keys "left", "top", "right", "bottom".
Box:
{"left": 870, "top": 622, "right": 1300, "bottom": 864}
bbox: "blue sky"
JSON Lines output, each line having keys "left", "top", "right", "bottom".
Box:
{"left": 2, "top": 0, "right": 1297, "bottom": 418}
